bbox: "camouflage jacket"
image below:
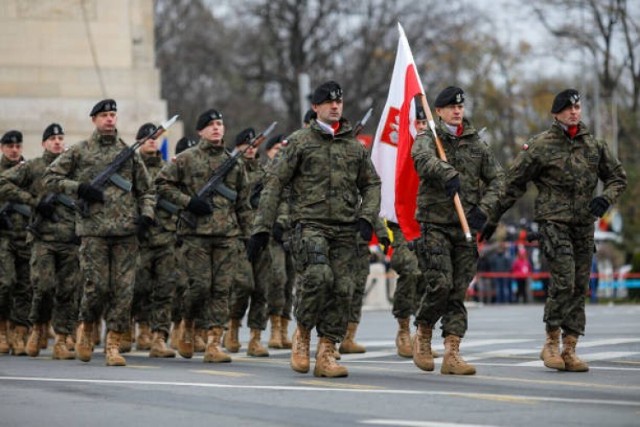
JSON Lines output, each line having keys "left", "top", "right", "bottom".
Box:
{"left": 0, "top": 150, "right": 76, "bottom": 242}
{"left": 411, "top": 117, "right": 503, "bottom": 226}
{"left": 0, "top": 155, "right": 29, "bottom": 239}
{"left": 155, "top": 138, "right": 250, "bottom": 237}
{"left": 237, "top": 157, "right": 266, "bottom": 238}
{"left": 43, "top": 130, "right": 155, "bottom": 237}
{"left": 252, "top": 118, "right": 381, "bottom": 234}
{"left": 140, "top": 150, "right": 175, "bottom": 247}
{"left": 493, "top": 121, "right": 627, "bottom": 225}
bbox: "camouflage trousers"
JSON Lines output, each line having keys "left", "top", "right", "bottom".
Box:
{"left": 135, "top": 243, "right": 177, "bottom": 336}
{"left": 229, "top": 240, "right": 269, "bottom": 330}
{"left": 539, "top": 221, "right": 594, "bottom": 336}
{"left": 292, "top": 222, "right": 358, "bottom": 343}
{"left": 0, "top": 236, "right": 31, "bottom": 327}
{"left": 78, "top": 236, "right": 139, "bottom": 333}
{"left": 388, "top": 222, "right": 423, "bottom": 319}
{"left": 266, "top": 239, "right": 294, "bottom": 319}
{"left": 179, "top": 236, "right": 240, "bottom": 329}
{"left": 414, "top": 223, "right": 478, "bottom": 338}
{"left": 347, "top": 242, "right": 370, "bottom": 324}
{"left": 29, "top": 240, "right": 80, "bottom": 335}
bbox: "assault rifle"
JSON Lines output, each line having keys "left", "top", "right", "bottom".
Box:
{"left": 353, "top": 107, "right": 373, "bottom": 137}
{"left": 78, "top": 114, "right": 179, "bottom": 217}
{"left": 26, "top": 193, "right": 77, "bottom": 238}
{"left": 0, "top": 201, "right": 32, "bottom": 230}
{"left": 179, "top": 121, "right": 277, "bottom": 229}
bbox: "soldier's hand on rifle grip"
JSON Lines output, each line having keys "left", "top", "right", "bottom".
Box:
{"left": 444, "top": 176, "right": 460, "bottom": 198}
{"left": 77, "top": 183, "right": 104, "bottom": 203}
{"left": 588, "top": 196, "right": 609, "bottom": 218}
{"left": 186, "top": 197, "right": 213, "bottom": 216}
{"left": 358, "top": 218, "right": 373, "bottom": 241}
{"left": 247, "top": 232, "right": 270, "bottom": 262}
{"left": 36, "top": 199, "right": 56, "bottom": 219}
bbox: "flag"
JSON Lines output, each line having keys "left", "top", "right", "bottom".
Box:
{"left": 160, "top": 137, "right": 169, "bottom": 161}
{"left": 370, "top": 23, "right": 424, "bottom": 241}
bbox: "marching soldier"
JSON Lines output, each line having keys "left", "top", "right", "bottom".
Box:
{"left": 481, "top": 89, "right": 627, "bottom": 372}
{"left": 43, "top": 99, "right": 156, "bottom": 366}
{"left": 247, "top": 81, "right": 381, "bottom": 377}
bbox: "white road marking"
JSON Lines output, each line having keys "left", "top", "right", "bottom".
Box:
{"left": 517, "top": 351, "right": 640, "bottom": 367}
{"left": 360, "top": 420, "right": 498, "bottom": 427}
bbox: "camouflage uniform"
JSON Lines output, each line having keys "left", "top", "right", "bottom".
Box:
{"left": 155, "top": 139, "right": 250, "bottom": 330}
{"left": 0, "top": 155, "right": 32, "bottom": 331}
{"left": 490, "top": 121, "right": 626, "bottom": 335}
{"left": 387, "top": 221, "right": 423, "bottom": 318}
{"left": 411, "top": 116, "right": 502, "bottom": 338}
{"left": 253, "top": 119, "right": 381, "bottom": 343}
{"left": 0, "top": 150, "right": 79, "bottom": 336}
{"left": 43, "top": 130, "right": 155, "bottom": 333}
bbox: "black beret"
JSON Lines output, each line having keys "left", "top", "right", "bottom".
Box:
{"left": 551, "top": 89, "right": 580, "bottom": 114}
{"left": 90, "top": 98, "right": 117, "bottom": 116}
{"left": 234, "top": 127, "right": 256, "bottom": 147}
{"left": 311, "top": 81, "right": 343, "bottom": 104}
{"left": 42, "top": 123, "right": 64, "bottom": 141}
{"left": 415, "top": 103, "right": 427, "bottom": 120}
{"left": 175, "top": 137, "right": 197, "bottom": 155}
{"left": 434, "top": 86, "right": 465, "bottom": 108}
{"left": 1, "top": 130, "right": 23, "bottom": 144}
{"left": 265, "top": 134, "right": 285, "bottom": 151}
{"left": 136, "top": 122, "right": 157, "bottom": 141}
{"left": 303, "top": 109, "right": 317, "bottom": 124}
{"left": 196, "top": 109, "right": 223, "bottom": 131}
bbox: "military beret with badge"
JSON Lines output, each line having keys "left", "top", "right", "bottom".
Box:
{"left": 195, "top": 109, "right": 223, "bottom": 131}
{"left": 551, "top": 89, "right": 580, "bottom": 114}
{"left": 434, "top": 86, "right": 465, "bottom": 108}
{"left": 311, "top": 81, "right": 343, "bottom": 104}
{"left": 265, "top": 134, "right": 286, "bottom": 151}
{"left": 234, "top": 127, "right": 256, "bottom": 147}
{"left": 415, "top": 103, "right": 427, "bottom": 120}
{"left": 90, "top": 98, "right": 117, "bottom": 116}
{"left": 136, "top": 122, "right": 157, "bottom": 141}
{"left": 175, "top": 137, "right": 197, "bottom": 155}
{"left": 1, "top": 130, "right": 23, "bottom": 144}
{"left": 42, "top": 123, "right": 64, "bottom": 141}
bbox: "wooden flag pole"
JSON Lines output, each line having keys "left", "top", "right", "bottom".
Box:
{"left": 418, "top": 94, "right": 473, "bottom": 242}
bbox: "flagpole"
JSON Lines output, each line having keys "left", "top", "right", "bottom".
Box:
{"left": 418, "top": 94, "right": 473, "bottom": 242}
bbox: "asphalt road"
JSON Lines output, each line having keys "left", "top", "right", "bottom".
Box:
{"left": 1, "top": 304, "right": 638, "bottom": 427}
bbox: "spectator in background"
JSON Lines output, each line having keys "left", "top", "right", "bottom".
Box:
{"left": 589, "top": 255, "right": 599, "bottom": 304}
{"left": 490, "top": 242, "right": 513, "bottom": 304}
{"left": 512, "top": 247, "right": 531, "bottom": 303}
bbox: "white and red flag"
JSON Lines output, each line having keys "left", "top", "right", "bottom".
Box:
{"left": 371, "top": 23, "right": 425, "bottom": 241}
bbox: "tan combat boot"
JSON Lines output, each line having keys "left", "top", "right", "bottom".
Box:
{"left": 441, "top": 334, "right": 476, "bottom": 375}
{"left": 169, "top": 321, "right": 181, "bottom": 350}
{"left": 149, "top": 331, "right": 176, "bottom": 358}
{"left": 136, "top": 322, "right": 152, "bottom": 351}
{"left": 52, "top": 334, "right": 75, "bottom": 360}
{"left": 290, "top": 325, "right": 311, "bottom": 373}
{"left": 26, "top": 323, "right": 44, "bottom": 357}
{"left": 105, "top": 331, "right": 126, "bottom": 366}
{"left": 314, "top": 337, "right": 348, "bottom": 378}
{"left": 247, "top": 329, "right": 269, "bottom": 357}
{"left": 396, "top": 318, "right": 413, "bottom": 358}
{"left": 119, "top": 320, "right": 133, "bottom": 353}
{"left": 561, "top": 333, "right": 589, "bottom": 372}
{"left": 194, "top": 328, "right": 206, "bottom": 353}
{"left": 412, "top": 324, "right": 435, "bottom": 371}
{"left": 203, "top": 327, "right": 232, "bottom": 363}
{"left": 178, "top": 319, "right": 195, "bottom": 359}
{"left": 280, "top": 317, "right": 292, "bottom": 349}
{"left": 0, "top": 318, "right": 10, "bottom": 354}
{"left": 11, "top": 325, "right": 29, "bottom": 356}
{"left": 268, "top": 315, "right": 283, "bottom": 349}
{"left": 75, "top": 322, "right": 94, "bottom": 362}
{"left": 92, "top": 320, "right": 102, "bottom": 346}
{"left": 539, "top": 328, "right": 565, "bottom": 370}
{"left": 339, "top": 322, "right": 366, "bottom": 354}
{"left": 223, "top": 319, "right": 241, "bottom": 353}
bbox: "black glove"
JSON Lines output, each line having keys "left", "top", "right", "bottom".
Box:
{"left": 588, "top": 196, "right": 609, "bottom": 218}
{"left": 247, "top": 232, "right": 270, "bottom": 262}
{"left": 479, "top": 223, "right": 497, "bottom": 242}
{"left": 186, "top": 197, "right": 213, "bottom": 216}
{"left": 467, "top": 206, "right": 487, "bottom": 230}
{"left": 379, "top": 237, "right": 391, "bottom": 255}
{"left": 136, "top": 215, "right": 155, "bottom": 241}
{"left": 272, "top": 222, "right": 285, "bottom": 244}
{"left": 444, "top": 176, "right": 460, "bottom": 198}
{"left": 77, "top": 183, "right": 104, "bottom": 203}
{"left": 36, "top": 199, "right": 56, "bottom": 219}
{"left": 358, "top": 218, "right": 373, "bottom": 241}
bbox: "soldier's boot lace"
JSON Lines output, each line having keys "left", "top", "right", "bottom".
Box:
{"left": 223, "top": 318, "right": 241, "bottom": 353}
{"left": 290, "top": 325, "right": 311, "bottom": 373}
{"left": 75, "top": 322, "right": 93, "bottom": 362}
{"left": 52, "top": 334, "right": 75, "bottom": 360}
{"left": 136, "top": 322, "right": 152, "bottom": 351}
{"left": 268, "top": 315, "right": 283, "bottom": 349}
{"left": 561, "top": 333, "right": 589, "bottom": 372}
{"left": 26, "top": 323, "right": 43, "bottom": 357}
{"left": 412, "top": 324, "right": 434, "bottom": 371}
{"left": 203, "top": 326, "right": 231, "bottom": 363}
{"left": 11, "top": 325, "right": 29, "bottom": 356}
{"left": 194, "top": 328, "right": 206, "bottom": 353}
{"left": 339, "top": 322, "right": 366, "bottom": 354}
{"left": 540, "top": 327, "right": 565, "bottom": 370}
{"left": 280, "top": 317, "right": 292, "bottom": 349}
{"left": 396, "top": 318, "right": 413, "bottom": 358}
{"left": 105, "top": 331, "right": 126, "bottom": 366}
{"left": 149, "top": 331, "right": 176, "bottom": 358}
{"left": 441, "top": 334, "right": 476, "bottom": 375}
{"left": 314, "top": 337, "right": 348, "bottom": 378}
{"left": 177, "top": 319, "right": 195, "bottom": 359}
{"left": 247, "top": 329, "right": 269, "bottom": 357}
{"left": 0, "top": 317, "right": 10, "bottom": 354}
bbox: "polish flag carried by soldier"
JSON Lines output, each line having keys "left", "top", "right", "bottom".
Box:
{"left": 371, "top": 23, "right": 424, "bottom": 241}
